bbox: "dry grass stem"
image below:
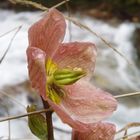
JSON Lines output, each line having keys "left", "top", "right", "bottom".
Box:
{"left": 0, "top": 137, "right": 35, "bottom": 140}
{"left": 117, "top": 122, "right": 140, "bottom": 134}
{"left": 116, "top": 131, "right": 140, "bottom": 140}
{"left": 115, "top": 92, "right": 140, "bottom": 99}
{"left": 0, "top": 26, "right": 22, "bottom": 38}
{"left": 9, "top": 0, "right": 131, "bottom": 64}
{"left": 0, "top": 108, "right": 52, "bottom": 122}
{"left": 116, "top": 123, "right": 140, "bottom": 140}
{"left": 65, "top": 0, "right": 72, "bottom": 41}
{"left": 52, "top": 0, "right": 69, "bottom": 9}
{"left": 0, "top": 26, "right": 22, "bottom": 64}
{"left": 0, "top": 92, "right": 139, "bottom": 123}
{"left": 9, "top": 0, "right": 69, "bottom": 11}
{"left": 0, "top": 90, "right": 26, "bottom": 109}
{"left": 64, "top": 16, "right": 131, "bottom": 65}
{"left": 9, "top": 0, "right": 48, "bottom": 11}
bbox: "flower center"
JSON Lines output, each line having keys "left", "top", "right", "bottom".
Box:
{"left": 45, "top": 58, "right": 86, "bottom": 104}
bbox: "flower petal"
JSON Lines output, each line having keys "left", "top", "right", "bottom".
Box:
{"left": 72, "top": 122, "right": 116, "bottom": 140}
{"left": 47, "top": 98, "right": 90, "bottom": 132}
{"left": 27, "top": 47, "right": 47, "bottom": 99}
{"left": 46, "top": 80, "right": 117, "bottom": 131}
{"left": 28, "top": 9, "right": 66, "bottom": 57}
{"left": 53, "top": 42, "right": 97, "bottom": 76}
{"left": 63, "top": 80, "right": 117, "bottom": 123}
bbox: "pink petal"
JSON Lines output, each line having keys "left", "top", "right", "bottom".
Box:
{"left": 47, "top": 98, "right": 90, "bottom": 132}
{"left": 63, "top": 80, "right": 117, "bottom": 123}
{"left": 28, "top": 8, "right": 66, "bottom": 57}
{"left": 47, "top": 80, "right": 117, "bottom": 131}
{"left": 26, "top": 47, "right": 47, "bottom": 99}
{"left": 53, "top": 42, "right": 97, "bottom": 76}
{"left": 72, "top": 122, "right": 116, "bottom": 140}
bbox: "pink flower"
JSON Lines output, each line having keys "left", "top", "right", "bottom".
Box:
{"left": 72, "top": 122, "right": 116, "bottom": 140}
{"left": 27, "top": 8, "right": 117, "bottom": 131}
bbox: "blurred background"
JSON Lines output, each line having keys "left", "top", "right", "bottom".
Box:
{"left": 0, "top": 0, "right": 140, "bottom": 139}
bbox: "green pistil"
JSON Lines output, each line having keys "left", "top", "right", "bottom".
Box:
{"left": 45, "top": 58, "right": 86, "bottom": 104}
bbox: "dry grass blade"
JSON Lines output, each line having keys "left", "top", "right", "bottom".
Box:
{"left": 52, "top": 0, "right": 69, "bottom": 9}
{"left": 9, "top": 0, "right": 48, "bottom": 11}
{"left": 116, "top": 131, "right": 140, "bottom": 140}
{"left": 9, "top": 0, "right": 69, "bottom": 11}
{"left": 9, "top": 0, "right": 130, "bottom": 64}
{"left": 117, "top": 122, "right": 140, "bottom": 134}
{"left": 0, "top": 104, "right": 11, "bottom": 139}
{"left": 2, "top": 138, "right": 35, "bottom": 140}
{"left": 0, "top": 25, "right": 22, "bottom": 64}
{"left": 65, "top": 16, "right": 131, "bottom": 64}
{"left": 65, "top": 0, "right": 72, "bottom": 41}
{"left": 0, "top": 90, "right": 26, "bottom": 108}
{"left": 115, "top": 92, "right": 140, "bottom": 99}
{"left": 41, "top": 0, "right": 70, "bottom": 16}
{"left": 0, "top": 26, "right": 21, "bottom": 38}
{"left": 0, "top": 108, "right": 52, "bottom": 122}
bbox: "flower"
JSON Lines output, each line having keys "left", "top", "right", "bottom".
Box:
{"left": 27, "top": 8, "right": 117, "bottom": 131}
{"left": 72, "top": 122, "right": 116, "bottom": 140}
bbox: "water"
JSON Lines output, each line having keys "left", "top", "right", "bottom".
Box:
{"left": 0, "top": 10, "right": 140, "bottom": 139}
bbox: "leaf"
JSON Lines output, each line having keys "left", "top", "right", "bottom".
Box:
{"left": 27, "top": 105, "right": 48, "bottom": 140}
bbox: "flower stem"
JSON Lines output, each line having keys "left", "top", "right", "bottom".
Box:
{"left": 41, "top": 97, "right": 54, "bottom": 140}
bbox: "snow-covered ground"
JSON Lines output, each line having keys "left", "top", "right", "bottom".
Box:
{"left": 0, "top": 10, "right": 140, "bottom": 139}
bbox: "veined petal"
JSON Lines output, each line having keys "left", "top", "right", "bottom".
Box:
{"left": 63, "top": 80, "right": 117, "bottom": 123}
{"left": 46, "top": 98, "right": 90, "bottom": 132}
{"left": 46, "top": 80, "right": 117, "bottom": 131}
{"left": 27, "top": 47, "right": 47, "bottom": 100}
{"left": 53, "top": 42, "right": 97, "bottom": 76}
{"left": 28, "top": 8, "right": 66, "bottom": 57}
{"left": 72, "top": 122, "right": 116, "bottom": 140}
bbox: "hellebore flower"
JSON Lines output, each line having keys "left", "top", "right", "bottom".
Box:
{"left": 72, "top": 122, "right": 116, "bottom": 140}
{"left": 27, "top": 8, "right": 117, "bottom": 131}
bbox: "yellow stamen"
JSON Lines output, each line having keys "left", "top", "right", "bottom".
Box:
{"left": 45, "top": 58, "right": 86, "bottom": 104}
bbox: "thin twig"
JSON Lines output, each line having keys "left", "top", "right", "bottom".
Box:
{"left": 116, "top": 131, "right": 140, "bottom": 140}
{"left": 0, "top": 90, "right": 26, "bottom": 109}
{"left": 0, "top": 25, "right": 22, "bottom": 64}
{"left": 0, "top": 138, "right": 35, "bottom": 140}
{"left": 65, "top": 16, "right": 131, "bottom": 65}
{"left": 0, "top": 26, "right": 21, "bottom": 38}
{"left": 0, "top": 104, "right": 11, "bottom": 140}
{"left": 0, "top": 108, "right": 52, "bottom": 122}
{"left": 41, "top": 0, "right": 70, "bottom": 16}
{"left": 52, "top": 0, "right": 69, "bottom": 9}
{"left": 117, "top": 122, "right": 140, "bottom": 134}
{"left": 9, "top": 0, "right": 69, "bottom": 11}
{"left": 115, "top": 92, "right": 140, "bottom": 99}
{"left": 0, "top": 92, "right": 139, "bottom": 123}
{"left": 9, "top": 0, "right": 130, "bottom": 64}
{"left": 0, "top": 92, "right": 139, "bottom": 122}
{"left": 65, "top": 0, "right": 72, "bottom": 41}
{"left": 9, "top": 0, "right": 48, "bottom": 10}
{"left": 7, "top": 110, "right": 11, "bottom": 140}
